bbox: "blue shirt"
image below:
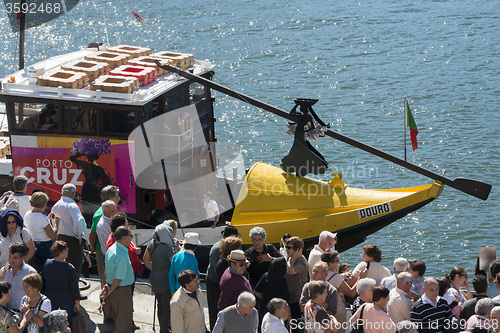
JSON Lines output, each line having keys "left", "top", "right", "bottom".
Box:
{"left": 168, "top": 250, "right": 199, "bottom": 293}
{"left": 105, "top": 241, "right": 134, "bottom": 286}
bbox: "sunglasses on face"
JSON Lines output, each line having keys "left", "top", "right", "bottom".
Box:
{"left": 285, "top": 246, "right": 293, "bottom": 250}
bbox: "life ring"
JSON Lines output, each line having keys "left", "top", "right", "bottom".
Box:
{"left": 180, "top": 112, "right": 193, "bottom": 143}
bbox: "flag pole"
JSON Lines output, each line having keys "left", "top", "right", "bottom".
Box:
{"left": 404, "top": 96, "right": 407, "bottom": 161}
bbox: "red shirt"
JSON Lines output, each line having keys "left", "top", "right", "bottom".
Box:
{"left": 106, "top": 234, "right": 143, "bottom": 275}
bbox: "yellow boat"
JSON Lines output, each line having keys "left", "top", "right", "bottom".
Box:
{"left": 229, "top": 162, "right": 444, "bottom": 251}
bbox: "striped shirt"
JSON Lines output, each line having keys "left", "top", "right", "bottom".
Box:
{"left": 410, "top": 295, "right": 455, "bottom": 333}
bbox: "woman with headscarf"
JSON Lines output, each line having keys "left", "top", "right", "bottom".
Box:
{"left": 42, "top": 309, "right": 70, "bottom": 333}
{"left": 0, "top": 209, "right": 35, "bottom": 267}
{"left": 254, "top": 257, "right": 290, "bottom": 325}
{"left": 142, "top": 222, "right": 176, "bottom": 333}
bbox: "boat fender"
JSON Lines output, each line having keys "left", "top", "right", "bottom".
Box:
{"left": 180, "top": 112, "right": 193, "bottom": 143}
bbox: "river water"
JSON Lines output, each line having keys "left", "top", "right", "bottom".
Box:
{"left": 0, "top": 0, "right": 499, "bottom": 278}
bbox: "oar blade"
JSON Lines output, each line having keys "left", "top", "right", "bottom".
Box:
{"left": 452, "top": 178, "right": 492, "bottom": 200}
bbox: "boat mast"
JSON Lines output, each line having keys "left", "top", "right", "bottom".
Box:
{"left": 19, "top": 0, "right": 26, "bottom": 70}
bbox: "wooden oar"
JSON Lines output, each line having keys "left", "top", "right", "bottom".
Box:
{"left": 155, "top": 61, "right": 492, "bottom": 200}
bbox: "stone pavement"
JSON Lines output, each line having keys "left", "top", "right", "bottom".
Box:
{"left": 79, "top": 275, "right": 209, "bottom": 333}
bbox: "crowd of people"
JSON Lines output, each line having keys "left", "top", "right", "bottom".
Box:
{"left": 0, "top": 175, "right": 499, "bottom": 333}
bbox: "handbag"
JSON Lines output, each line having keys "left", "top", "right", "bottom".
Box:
{"left": 350, "top": 303, "right": 366, "bottom": 333}
{"left": 72, "top": 311, "right": 86, "bottom": 333}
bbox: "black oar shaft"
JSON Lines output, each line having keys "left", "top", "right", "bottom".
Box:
{"left": 157, "top": 62, "right": 491, "bottom": 200}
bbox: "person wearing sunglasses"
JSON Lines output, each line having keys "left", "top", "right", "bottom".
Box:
{"left": 218, "top": 250, "right": 252, "bottom": 312}
{"left": 285, "top": 236, "right": 309, "bottom": 332}
{"left": 446, "top": 266, "right": 472, "bottom": 307}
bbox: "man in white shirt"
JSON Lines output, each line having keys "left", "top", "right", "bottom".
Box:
{"left": 381, "top": 257, "right": 408, "bottom": 290}
{"left": 307, "top": 231, "right": 336, "bottom": 278}
{"left": 96, "top": 200, "right": 118, "bottom": 255}
{"left": 262, "top": 298, "right": 289, "bottom": 333}
{"left": 388, "top": 272, "right": 414, "bottom": 324}
{"left": 0, "top": 175, "right": 32, "bottom": 217}
{"left": 51, "top": 183, "right": 85, "bottom": 278}
{"left": 201, "top": 191, "right": 219, "bottom": 228}
{"left": 0, "top": 243, "right": 36, "bottom": 311}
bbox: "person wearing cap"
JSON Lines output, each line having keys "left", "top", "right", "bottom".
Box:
{"left": 207, "top": 225, "right": 240, "bottom": 330}
{"left": 308, "top": 231, "right": 337, "bottom": 279}
{"left": 170, "top": 269, "right": 207, "bottom": 333}
{"left": 218, "top": 249, "right": 253, "bottom": 311}
{"left": 169, "top": 232, "right": 200, "bottom": 293}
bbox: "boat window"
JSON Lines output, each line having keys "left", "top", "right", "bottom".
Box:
{"left": 63, "top": 105, "right": 97, "bottom": 134}
{"left": 189, "top": 82, "right": 207, "bottom": 104}
{"left": 101, "top": 109, "right": 136, "bottom": 136}
{"left": 12, "top": 102, "right": 59, "bottom": 132}
{"left": 164, "top": 84, "right": 188, "bottom": 112}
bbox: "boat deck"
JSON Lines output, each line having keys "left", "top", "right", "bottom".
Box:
{"left": 0, "top": 47, "right": 214, "bottom": 106}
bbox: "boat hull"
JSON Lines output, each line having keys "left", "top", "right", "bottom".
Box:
{"left": 134, "top": 162, "right": 444, "bottom": 271}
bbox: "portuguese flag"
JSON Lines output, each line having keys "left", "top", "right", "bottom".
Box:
{"left": 405, "top": 99, "right": 418, "bottom": 151}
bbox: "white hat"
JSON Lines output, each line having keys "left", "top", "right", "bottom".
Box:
{"left": 184, "top": 232, "right": 201, "bottom": 245}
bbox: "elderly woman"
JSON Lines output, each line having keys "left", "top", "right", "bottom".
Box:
{"left": 349, "top": 286, "right": 397, "bottom": 333}
{"left": 465, "top": 298, "right": 495, "bottom": 330}
{"left": 0, "top": 209, "right": 35, "bottom": 267}
{"left": 42, "top": 309, "right": 70, "bottom": 333}
{"left": 42, "top": 241, "right": 79, "bottom": 325}
{"left": 216, "top": 236, "right": 243, "bottom": 280}
{"left": 304, "top": 281, "right": 339, "bottom": 333}
{"left": 352, "top": 278, "right": 376, "bottom": 314}
{"left": 0, "top": 281, "right": 31, "bottom": 333}
{"left": 352, "top": 244, "right": 391, "bottom": 285}
{"left": 20, "top": 273, "right": 51, "bottom": 333}
{"left": 244, "top": 227, "right": 281, "bottom": 288}
{"left": 23, "top": 192, "right": 60, "bottom": 270}
{"left": 321, "top": 250, "right": 359, "bottom": 327}
{"left": 142, "top": 222, "right": 175, "bottom": 333}
{"left": 446, "top": 267, "right": 472, "bottom": 305}
{"left": 262, "top": 298, "right": 289, "bottom": 333}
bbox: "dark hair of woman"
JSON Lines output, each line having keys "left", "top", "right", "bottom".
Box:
{"left": 0, "top": 281, "right": 11, "bottom": 300}
{"left": 437, "top": 277, "right": 450, "bottom": 296}
{"left": 320, "top": 250, "right": 339, "bottom": 264}
{"left": 372, "top": 286, "right": 390, "bottom": 302}
{"left": 219, "top": 236, "right": 242, "bottom": 259}
{"left": 362, "top": 244, "right": 382, "bottom": 262}
{"left": 446, "top": 266, "right": 467, "bottom": 283}
{"left": 51, "top": 240, "right": 68, "bottom": 257}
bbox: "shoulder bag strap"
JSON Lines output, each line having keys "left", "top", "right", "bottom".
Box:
{"left": 327, "top": 272, "right": 337, "bottom": 283}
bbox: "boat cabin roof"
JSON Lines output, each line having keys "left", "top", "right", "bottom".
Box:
{"left": 0, "top": 47, "right": 214, "bottom": 107}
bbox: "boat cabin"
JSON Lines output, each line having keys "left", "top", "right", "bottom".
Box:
{"left": 0, "top": 45, "right": 217, "bottom": 227}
